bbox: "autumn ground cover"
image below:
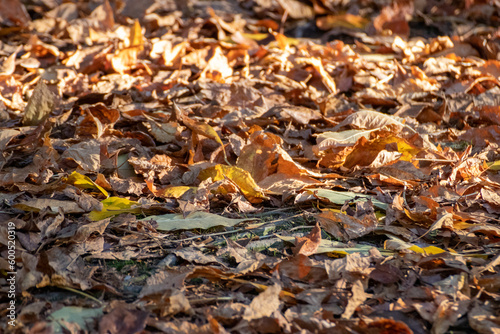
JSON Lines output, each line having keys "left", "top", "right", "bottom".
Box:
{"left": 1, "top": 0, "right": 500, "bottom": 333}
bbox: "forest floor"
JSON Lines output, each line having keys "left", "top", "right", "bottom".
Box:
{"left": 1, "top": 0, "right": 500, "bottom": 333}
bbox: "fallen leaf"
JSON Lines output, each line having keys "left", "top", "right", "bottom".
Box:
{"left": 243, "top": 283, "right": 282, "bottom": 321}
{"left": 341, "top": 280, "right": 368, "bottom": 319}
{"left": 343, "top": 135, "right": 421, "bottom": 169}
{"left": 332, "top": 109, "right": 412, "bottom": 133}
{"left": 293, "top": 223, "right": 322, "bottom": 256}
{"left": 198, "top": 164, "right": 268, "bottom": 203}
{"left": 304, "top": 188, "right": 388, "bottom": 211}
{"left": 88, "top": 197, "right": 141, "bottom": 221}
{"left": 98, "top": 305, "right": 148, "bottom": 334}
{"left": 317, "top": 13, "right": 369, "bottom": 30}
{"left": 14, "top": 199, "right": 86, "bottom": 214}
{"left": 48, "top": 307, "right": 104, "bottom": 333}
{"left": 468, "top": 302, "right": 500, "bottom": 334}
{"left": 316, "top": 208, "right": 378, "bottom": 241}
{"left": 66, "top": 171, "right": 109, "bottom": 198}
{"left": 22, "top": 81, "right": 55, "bottom": 126}
{"left": 0, "top": 0, "right": 30, "bottom": 27}
{"left": 142, "top": 211, "right": 255, "bottom": 231}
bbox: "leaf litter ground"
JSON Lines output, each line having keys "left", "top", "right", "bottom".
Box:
{"left": 1, "top": 0, "right": 500, "bottom": 333}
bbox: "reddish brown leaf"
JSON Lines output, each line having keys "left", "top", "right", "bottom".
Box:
{"left": 293, "top": 223, "right": 322, "bottom": 256}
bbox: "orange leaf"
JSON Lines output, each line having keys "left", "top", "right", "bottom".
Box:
{"left": 129, "top": 19, "right": 143, "bottom": 49}
{"left": 343, "top": 135, "right": 420, "bottom": 169}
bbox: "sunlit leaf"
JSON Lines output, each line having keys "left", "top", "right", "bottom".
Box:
{"left": 88, "top": 197, "right": 141, "bottom": 221}
{"left": 199, "top": 46, "right": 233, "bottom": 81}
{"left": 384, "top": 236, "right": 447, "bottom": 255}
{"left": 296, "top": 57, "right": 337, "bottom": 94}
{"left": 486, "top": 160, "right": 500, "bottom": 170}
{"left": 66, "top": 171, "right": 109, "bottom": 198}
{"left": 316, "top": 129, "right": 375, "bottom": 149}
{"left": 343, "top": 135, "right": 421, "bottom": 169}
{"left": 111, "top": 47, "right": 139, "bottom": 74}
{"left": 183, "top": 117, "right": 223, "bottom": 146}
{"left": 129, "top": 19, "right": 143, "bottom": 49}
{"left": 239, "top": 33, "right": 269, "bottom": 41}
{"left": 333, "top": 109, "right": 414, "bottom": 133}
{"left": 409, "top": 245, "right": 447, "bottom": 255}
{"left": 199, "top": 164, "right": 268, "bottom": 203}
{"left": 161, "top": 186, "right": 197, "bottom": 198}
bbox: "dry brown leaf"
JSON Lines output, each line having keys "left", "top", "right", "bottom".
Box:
{"left": 317, "top": 206, "right": 377, "bottom": 241}
{"left": 22, "top": 81, "right": 55, "bottom": 126}
{"left": 243, "top": 284, "right": 282, "bottom": 321}
{"left": 373, "top": 0, "right": 413, "bottom": 37}
{"left": 293, "top": 223, "right": 322, "bottom": 256}
{"left": 98, "top": 305, "right": 149, "bottom": 334}
{"left": 0, "top": 0, "right": 30, "bottom": 27}
{"left": 341, "top": 280, "right": 368, "bottom": 319}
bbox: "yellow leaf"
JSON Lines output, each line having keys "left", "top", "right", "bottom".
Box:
{"left": 408, "top": 245, "right": 446, "bottom": 255}
{"left": 198, "top": 165, "right": 268, "bottom": 203}
{"left": 316, "top": 13, "right": 369, "bottom": 30}
{"left": 129, "top": 19, "right": 143, "bottom": 49}
{"left": 226, "top": 33, "right": 299, "bottom": 48}
{"left": 182, "top": 116, "right": 223, "bottom": 145}
{"left": 487, "top": 160, "right": 500, "bottom": 170}
{"left": 162, "top": 186, "right": 197, "bottom": 198}
{"left": 453, "top": 221, "right": 474, "bottom": 230}
{"left": 422, "top": 246, "right": 447, "bottom": 254}
{"left": 385, "top": 235, "right": 447, "bottom": 255}
{"left": 66, "top": 171, "right": 109, "bottom": 198}
{"left": 241, "top": 33, "right": 269, "bottom": 41}
{"left": 88, "top": 197, "right": 140, "bottom": 221}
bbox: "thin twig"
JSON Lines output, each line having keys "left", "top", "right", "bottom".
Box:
{"left": 58, "top": 286, "right": 103, "bottom": 306}
{"left": 413, "top": 158, "right": 456, "bottom": 162}
{"left": 169, "top": 212, "right": 309, "bottom": 244}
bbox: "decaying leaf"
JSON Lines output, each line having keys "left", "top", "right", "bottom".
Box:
{"left": 142, "top": 211, "right": 256, "bottom": 231}
{"left": 316, "top": 207, "right": 378, "bottom": 241}
{"left": 22, "top": 81, "right": 55, "bottom": 126}
{"left": 242, "top": 283, "right": 282, "bottom": 321}
{"left": 293, "top": 223, "right": 322, "bottom": 256}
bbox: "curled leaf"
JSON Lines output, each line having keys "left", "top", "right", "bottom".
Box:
{"left": 199, "top": 164, "right": 268, "bottom": 203}
{"left": 66, "top": 171, "right": 109, "bottom": 198}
